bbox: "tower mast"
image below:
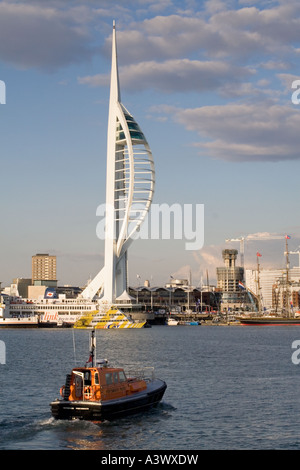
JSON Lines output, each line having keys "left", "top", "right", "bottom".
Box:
{"left": 103, "top": 20, "right": 122, "bottom": 302}
{"left": 285, "top": 236, "right": 291, "bottom": 317}
{"left": 80, "top": 22, "right": 155, "bottom": 303}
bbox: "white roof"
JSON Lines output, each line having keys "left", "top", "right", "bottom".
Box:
{"left": 116, "top": 290, "right": 136, "bottom": 301}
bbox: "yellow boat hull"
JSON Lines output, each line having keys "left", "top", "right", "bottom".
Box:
{"left": 73, "top": 308, "right": 145, "bottom": 329}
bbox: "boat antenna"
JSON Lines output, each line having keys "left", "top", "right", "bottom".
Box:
{"left": 72, "top": 328, "right": 77, "bottom": 364}
{"left": 256, "top": 252, "right": 262, "bottom": 315}
{"left": 285, "top": 235, "right": 291, "bottom": 317}
{"left": 89, "top": 329, "right": 96, "bottom": 367}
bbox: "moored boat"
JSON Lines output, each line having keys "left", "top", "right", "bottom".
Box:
{"left": 238, "top": 316, "right": 300, "bottom": 325}
{"left": 0, "top": 294, "right": 146, "bottom": 329}
{"left": 0, "top": 315, "right": 39, "bottom": 328}
{"left": 74, "top": 307, "right": 146, "bottom": 329}
{"left": 178, "top": 320, "right": 199, "bottom": 326}
{"left": 50, "top": 330, "right": 167, "bottom": 421}
{"left": 237, "top": 237, "right": 300, "bottom": 326}
{"left": 166, "top": 317, "right": 178, "bottom": 326}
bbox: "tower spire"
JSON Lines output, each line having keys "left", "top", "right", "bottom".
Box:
{"left": 109, "top": 20, "right": 121, "bottom": 105}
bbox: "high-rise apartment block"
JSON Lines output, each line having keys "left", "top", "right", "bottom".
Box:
{"left": 32, "top": 254, "right": 57, "bottom": 286}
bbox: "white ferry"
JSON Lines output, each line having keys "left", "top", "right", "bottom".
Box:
{"left": 0, "top": 300, "right": 39, "bottom": 328}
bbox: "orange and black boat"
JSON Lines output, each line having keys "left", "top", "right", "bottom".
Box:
{"left": 50, "top": 330, "right": 167, "bottom": 421}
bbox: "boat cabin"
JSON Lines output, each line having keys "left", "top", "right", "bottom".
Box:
{"left": 61, "top": 365, "right": 147, "bottom": 402}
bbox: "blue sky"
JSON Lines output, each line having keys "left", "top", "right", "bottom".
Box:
{"left": 1, "top": 0, "right": 300, "bottom": 288}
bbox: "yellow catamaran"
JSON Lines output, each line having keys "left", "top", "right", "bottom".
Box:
{"left": 74, "top": 307, "right": 145, "bottom": 329}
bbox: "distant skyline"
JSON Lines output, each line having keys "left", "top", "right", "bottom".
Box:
{"left": 1, "top": 0, "right": 300, "bottom": 289}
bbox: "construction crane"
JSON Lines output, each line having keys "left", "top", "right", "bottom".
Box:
{"left": 226, "top": 233, "right": 287, "bottom": 272}
{"left": 225, "top": 237, "right": 245, "bottom": 271}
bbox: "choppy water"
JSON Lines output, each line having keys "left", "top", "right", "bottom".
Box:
{"left": 1, "top": 325, "right": 300, "bottom": 450}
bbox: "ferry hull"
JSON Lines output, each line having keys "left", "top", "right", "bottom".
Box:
{"left": 73, "top": 308, "right": 146, "bottom": 329}
{"left": 0, "top": 317, "right": 39, "bottom": 328}
{"left": 50, "top": 379, "right": 167, "bottom": 421}
{"left": 0, "top": 307, "right": 145, "bottom": 329}
{"left": 0, "top": 318, "right": 73, "bottom": 328}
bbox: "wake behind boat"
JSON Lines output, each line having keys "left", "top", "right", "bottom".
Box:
{"left": 50, "top": 330, "right": 167, "bottom": 421}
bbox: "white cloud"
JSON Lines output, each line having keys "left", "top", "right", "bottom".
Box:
{"left": 0, "top": 2, "right": 93, "bottom": 69}
{"left": 82, "top": 3, "right": 300, "bottom": 99}
{"left": 157, "top": 101, "right": 300, "bottom": 162}
{"left": 78, "top": 58, "right": 253, "bottom": 92}
{"left": 245, "top": 232, "right": 285, "bottom": 241}
{"left": 204, "top": 0, "right": 228, "bottom": 14}
{"left": 111, "top": 3, "right": 300, "bottom": 65}
{"left": 2, "top": 1, "right": 300, "bottom": 76}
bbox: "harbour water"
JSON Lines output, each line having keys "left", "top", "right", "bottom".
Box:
{"left": 1, "top": 325, "right": 300, "bottom": 450}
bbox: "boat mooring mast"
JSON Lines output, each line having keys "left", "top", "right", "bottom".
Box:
{"left": 89, "top": 329, "right": 96, "bottom": 367}
{"left": 256, "top": 252, "right": 262, "bottom": 315}
{"left": 285, "top": 236, "right": 292, "bottom": 318}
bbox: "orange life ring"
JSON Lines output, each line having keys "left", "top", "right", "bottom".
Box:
{"left": 60, "top": 385, "right": 65, "bottom": 397}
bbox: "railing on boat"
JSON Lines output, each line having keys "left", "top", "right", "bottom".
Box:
{"left": 125, "top": 366, "right": 155, "bottom": 382}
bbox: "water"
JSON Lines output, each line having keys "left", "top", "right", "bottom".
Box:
{"left": 1, "top": 325, "right": 300, "bottom": 450}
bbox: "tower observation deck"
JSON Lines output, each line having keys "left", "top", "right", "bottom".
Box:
{"left": 80, "top": 22, "right": 155, "bottom": 303}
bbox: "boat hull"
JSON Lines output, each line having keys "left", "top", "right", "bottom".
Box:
{"left": 50, "top": 379, "right": 167, "bottom": 421}
{"left": 0, "top": 317, "right": 39, "bottom": 328}
{"left": 239, "top": 317, "right": 300, "bottom": 325}
{"left": 0, "top": 318, "right": 73, "bottom": 328}
{"left": 73, "top": 308, "right": 146, "bottom": 329}
{"left": 166, "top": 318, "right": 178, "bottom": 326}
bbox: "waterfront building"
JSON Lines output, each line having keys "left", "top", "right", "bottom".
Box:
{"left": 128, "top": 284, "right": 220, "bottom": 313}
{"left": 217, "top": 249, "right": 244, "bottom": 292}
{"left": 216, "top": 249, "right": 251, "bottom": 310}
{"left": 246, "top": 267, "right": 300, "bottom": 311}
{"left": 12, "top": 278, "right": 31, "bottom": 298}
{"left": 165, "top": 278, "right": 189, "bottom": 288}
{"left": 2, "top": 278, "right": 31, "bottom": 298}
{"left": 32, "top": 253, "right": 57, "bottom": 286}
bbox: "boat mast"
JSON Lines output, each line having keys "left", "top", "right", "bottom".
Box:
{"left": 89, "top": 329, "right": 96, "bottom": 367}
{"left": 285, "top": 236, "right": 291, "bottom": 318}
{"left": 256, "top": 252, "right": 262, "bottom": 315}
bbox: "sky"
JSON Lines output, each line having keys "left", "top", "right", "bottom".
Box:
{"left": 1, "top": 0, "right": 300, "bottom": 289}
